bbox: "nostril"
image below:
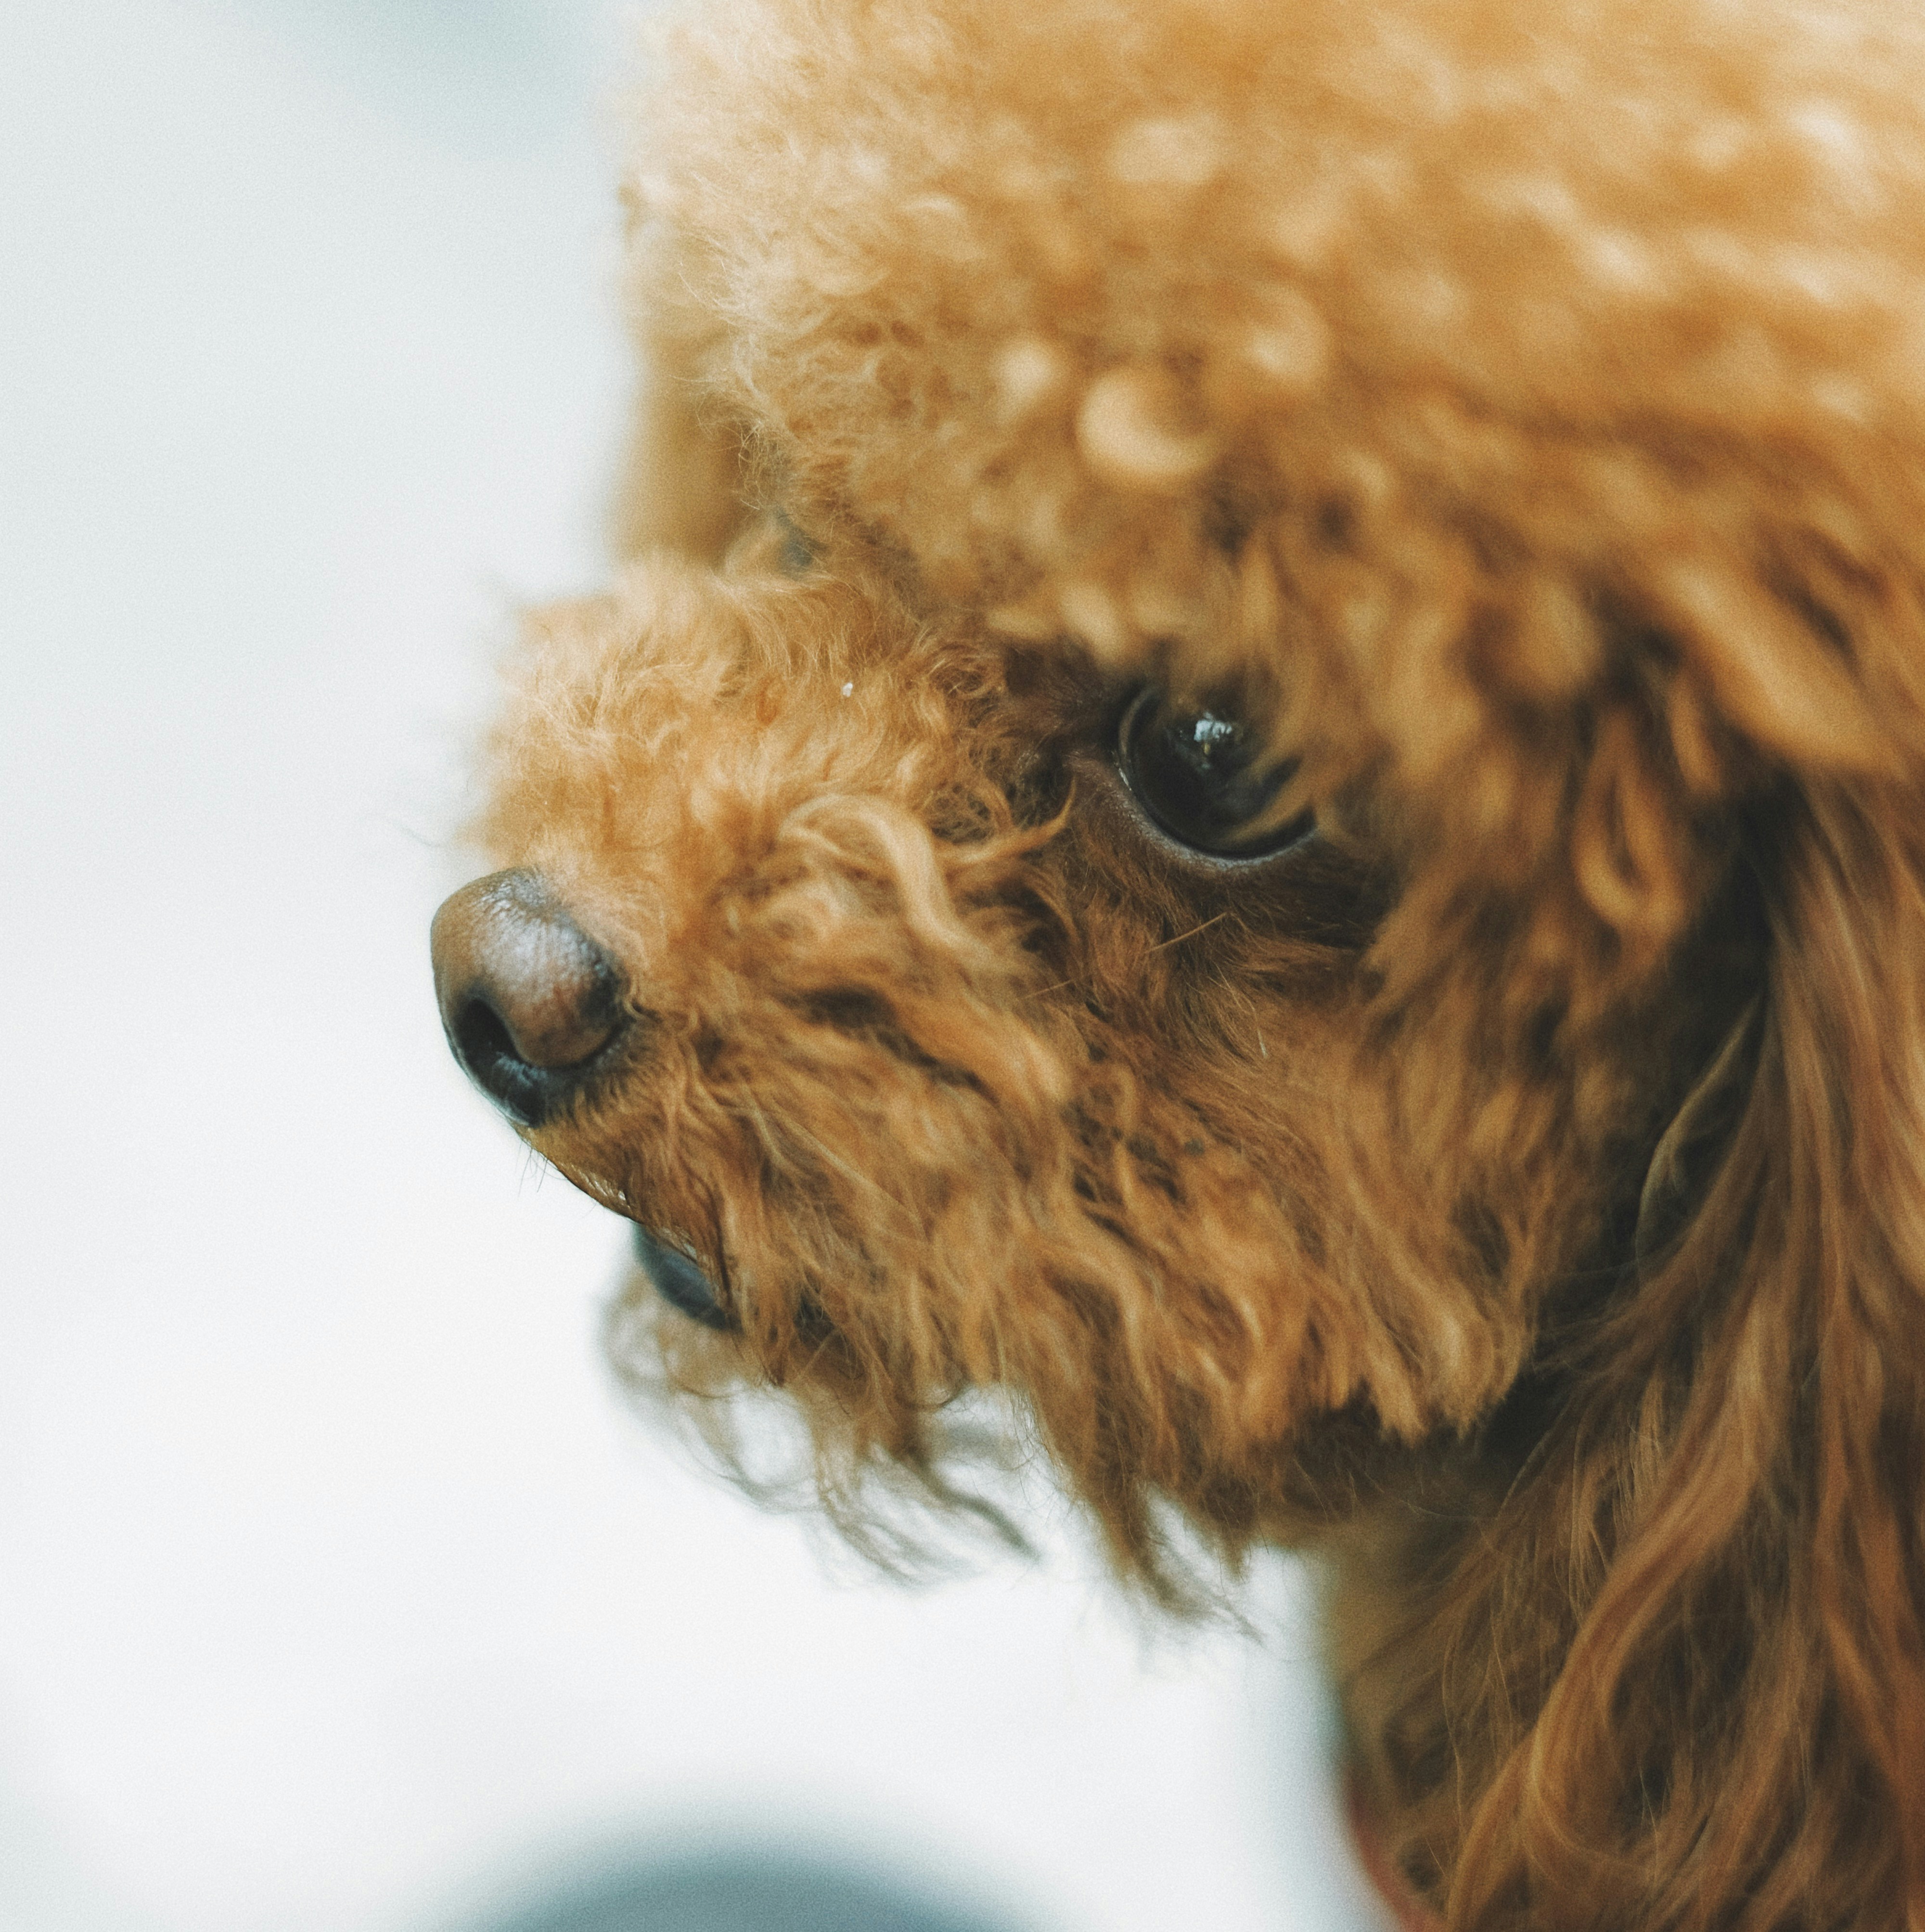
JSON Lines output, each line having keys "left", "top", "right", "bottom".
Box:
{"left": 431, "top": 868, "right": 630, "bottom": 1127}
{"left": 452, "top": 994, "right": 519, "bottom": 1079}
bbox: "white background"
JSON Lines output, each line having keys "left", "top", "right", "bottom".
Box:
{"left": 0, "top": 5, "right": 1387, "bottom": 1930}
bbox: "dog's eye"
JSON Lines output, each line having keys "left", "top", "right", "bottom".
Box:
{"left": 1116, "top": 686, "right": 1314, "bottom": 859}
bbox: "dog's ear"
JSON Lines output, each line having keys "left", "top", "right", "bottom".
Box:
{"left": 1451, "top": 778, "right": 1925, "bottom": 1931}
{"left": 1755, "top": 795, "right": 1925, "bottom": 1903}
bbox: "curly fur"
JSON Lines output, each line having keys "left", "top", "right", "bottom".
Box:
{"left": 460, "top": 1, "right": 1925, "bottom": 1925}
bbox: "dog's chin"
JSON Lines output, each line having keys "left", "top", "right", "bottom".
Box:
{"left": 629, "top": 1223, "right": 736, "bottom": 1331}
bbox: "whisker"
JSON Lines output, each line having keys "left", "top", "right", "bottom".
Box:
{"left": 1023, "top": 908, "right": 1233, "bottom": 1003}
{"left": 1023, "top": 977, "right": 1076, "bottom": 1002}
{"left": 1148, "top": 908, "right": 1231, "bottom": 953}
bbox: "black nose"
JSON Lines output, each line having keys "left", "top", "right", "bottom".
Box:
{"left": 430, "top": 868, "right": 628, "bottom": 1127}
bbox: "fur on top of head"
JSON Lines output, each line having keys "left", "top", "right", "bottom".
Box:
{"left": 468, "top": 0, "right": 1925, "bottom": 1925}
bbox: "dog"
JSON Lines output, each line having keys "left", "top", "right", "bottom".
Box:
{"left": 431, "top": 0, "right": 1925, "bottom": 1925}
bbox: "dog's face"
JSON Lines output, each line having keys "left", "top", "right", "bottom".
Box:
{"left": 437, "top": 512, "right": 1745, "bottom": 1561}
{"left": 436, "top": 0, "right": 1925, "bottom": 1917}
{"left": 432, "top": 0, "right": 1868, "bottom": 1554}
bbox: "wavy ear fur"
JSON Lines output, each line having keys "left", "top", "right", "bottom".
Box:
{"left": 1342, "top": 779, "right": 1925, "bottom": 1932}
{"left": 1728, "top": 786, "right": 1924, "bottom": 1917}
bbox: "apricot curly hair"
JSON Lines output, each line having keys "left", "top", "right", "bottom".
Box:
{"left": 448, "top": 1, "right": 1925, "bottom": 1926}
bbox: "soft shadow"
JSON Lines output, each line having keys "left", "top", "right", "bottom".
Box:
{"left": 470, "top": 1848, "right": 1033, "bottom": 1932}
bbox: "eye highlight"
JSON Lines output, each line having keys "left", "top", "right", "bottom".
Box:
{"left": 1115, "top": 685, "right": 1314, "bottom": 860}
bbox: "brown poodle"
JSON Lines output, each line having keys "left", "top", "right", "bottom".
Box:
{"left": 430, "top": 1, "right": 1925, "bottom": 1926}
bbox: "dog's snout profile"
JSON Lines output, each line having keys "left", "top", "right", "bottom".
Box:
{"left": 430, "top": 868, "right": 627, "bottom": 1127}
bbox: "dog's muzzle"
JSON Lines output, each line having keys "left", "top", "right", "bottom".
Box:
{"left": 430, "top": 868, "right": 629, "bottom": 1127}
{"left": 432, "top": 870, "right": 736, "bottom": 1333}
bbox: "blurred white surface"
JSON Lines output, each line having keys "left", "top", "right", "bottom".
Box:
{"left": 0, "top": 5, "right": 1386, "bottom": 1931}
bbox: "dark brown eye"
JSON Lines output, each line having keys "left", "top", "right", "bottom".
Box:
{"left": 1116, "top": 686, "right": 1314, "bottom": 859}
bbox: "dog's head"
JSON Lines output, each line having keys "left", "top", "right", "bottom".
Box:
{"left": 434, "top": 0, "right": 1925, "bottom": 1921}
